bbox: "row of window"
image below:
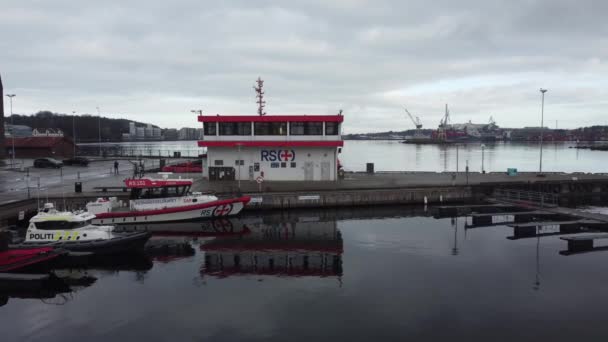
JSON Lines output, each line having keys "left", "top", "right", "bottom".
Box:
{"left": 203, "top": 122, "right": 340, "bottom": 136}
{"left": 214, "top": 160, "right": 297, "bottom": 168}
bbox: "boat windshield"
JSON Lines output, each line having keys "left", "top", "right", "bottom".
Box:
{"left": 130, "top": 185, "right": 191, "bottom": 199}
{"left": 34, "top": 220, "right": 90, "bottom": 230}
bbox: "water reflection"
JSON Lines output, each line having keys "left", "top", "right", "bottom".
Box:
{"left": 200, "top": 216, "right": 343, "bottom": 278}
{"left": 0, "top": 270, "right": 97, "bottom": 307}
{"left": 4, "top": 206, "right": 608, "bottom": 341}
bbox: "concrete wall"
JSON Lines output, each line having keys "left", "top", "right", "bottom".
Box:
{"left": 205, "top": 146, "right": 338, "bottom": 181}
{"left": 244, "top": 186, "right": 474, "bottom": 210}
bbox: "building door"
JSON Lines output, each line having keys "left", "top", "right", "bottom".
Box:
{"left": 304, "top": 162, "right": 314, "bottom": 181}
{"left": 321, "top": 161, "right": 330, "bottom": 181}
{"left": 248, "top": 165, "right": 254, "bottom": 181}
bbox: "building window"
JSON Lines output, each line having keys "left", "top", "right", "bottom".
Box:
{"left": 254, "top": 122, "right": 287, "bottom": 135}
{"left": 235, "top": 160, "right": 244, "bottom": 166}
{"left": 325, "top": 122, "right": 339, "bottom": 135}
{"left": 290, "top": 162, "right": 297, "bottom": 168}
{"left": 214, "top": 160, "right": 223, "bottom": 166}
{"left": 203, "top": 122, "right": 217, "bottom": 136}
{"left": 219, "top": 122, "right": 251, "bottom": 136}
{"left": 281, "top": 162, "right": 286, "bottom": 168}
{"left": 289, "top": 122, "right": 323, "bottom": 135}
{"left": 270, "top": 162, "right": 279, "bottom": 168}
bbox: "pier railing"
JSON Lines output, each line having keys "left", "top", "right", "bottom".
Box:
{"left": 493, "top": 188, "right": 559, "bottom": 207}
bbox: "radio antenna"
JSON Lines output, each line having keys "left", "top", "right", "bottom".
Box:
{"left": 253, "top": 77, "right": 266, "bottom": 116}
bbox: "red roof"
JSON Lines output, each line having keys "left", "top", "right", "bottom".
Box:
{"left": 10, "top": 137, "right": 73, "bottom": 148}
{"left": 197, "top": 140, "right": 343, "bottom": 148}
{"left": 198, "top": 115, "right": 344, "bottom": 123}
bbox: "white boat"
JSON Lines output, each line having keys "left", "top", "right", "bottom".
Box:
{"left": 14, "top": 203, "right": 150, "bottom": 254}
{"left": 86, "top": 173, "right": 250, "bottom": 224}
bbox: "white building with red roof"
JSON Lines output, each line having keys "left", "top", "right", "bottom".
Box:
{"left": 198, "top": 113, "right": 344, "bottom": 181}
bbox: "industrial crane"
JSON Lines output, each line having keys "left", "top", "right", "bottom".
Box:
{"left": 403, "top": 107, "right": 423, "bottom": 130}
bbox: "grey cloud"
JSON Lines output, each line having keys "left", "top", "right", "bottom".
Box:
{"left": 1, "top": 0, "right": 607, "bottom": 131}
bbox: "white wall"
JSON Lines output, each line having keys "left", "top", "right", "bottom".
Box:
{"left": 204, "top": 146, "right": 339, "bottom": 181}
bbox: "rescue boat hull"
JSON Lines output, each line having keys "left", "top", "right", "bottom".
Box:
{"left": 91, "top": 196, "right": 250, "bottom": 225}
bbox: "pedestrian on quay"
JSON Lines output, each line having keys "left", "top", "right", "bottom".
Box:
{"left": 114, "top": 160, "right": 119, "bottom": 175}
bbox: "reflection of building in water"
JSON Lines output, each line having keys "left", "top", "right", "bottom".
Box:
{"left": 200, "top": 216, "right": 343, "bottom": 278}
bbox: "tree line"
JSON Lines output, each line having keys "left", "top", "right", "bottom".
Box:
{"left": 9, "top": 111, "right": 157, "bottom": 142}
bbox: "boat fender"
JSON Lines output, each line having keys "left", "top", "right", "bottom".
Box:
{"left": 424, "top": 196, "right": 428, "bottom": 205}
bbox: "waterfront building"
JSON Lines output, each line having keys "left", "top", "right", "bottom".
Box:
{"left": 6, "top": 136, "right": 75, "bottom": 158}
{"left": 197, "top": 113, "right": 344, "bottom": 181}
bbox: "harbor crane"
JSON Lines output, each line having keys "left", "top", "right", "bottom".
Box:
{"left": 403, "top": 107, "right": 423, "bottom": 130}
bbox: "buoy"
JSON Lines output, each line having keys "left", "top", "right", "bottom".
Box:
{"left": 424, "top": 196, "right": 428, "bottom": 205}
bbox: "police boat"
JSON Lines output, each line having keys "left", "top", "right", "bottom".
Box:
{"left": 13, "top": 203, "right": 151, "bottom": 255}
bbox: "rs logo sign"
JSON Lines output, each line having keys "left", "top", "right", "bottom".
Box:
{"left": 261, "top": 150, "right": 296, "bottom": 162}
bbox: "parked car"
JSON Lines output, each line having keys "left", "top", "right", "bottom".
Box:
{"left": 33, "top": 158, "right": 63, "bottom": 168}
{"left": 62, "top": 157, "right": 90, "bottom": 166}
{"left": 161, "top": 160, "right": 203, "bottom": 173}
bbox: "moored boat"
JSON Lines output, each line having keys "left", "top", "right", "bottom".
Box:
{"left": 86, "top": 173, "right": 250, "bottom": 224}
{"left": 12, "top": 203, "right": 150, "bottom": 255}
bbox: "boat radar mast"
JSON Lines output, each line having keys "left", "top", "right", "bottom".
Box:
{"left": 254, "top": 77, "right": 266, "bottom": 116}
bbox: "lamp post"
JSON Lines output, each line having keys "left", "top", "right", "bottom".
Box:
{"left": 72, "top": 111, "right": 77, "bottom": 157}
{"left": 236, "top": 143, "right": 243, "bottom": 193}
{"left": 481, "top": 144, "right": 486, "bottom": 174}
{"left": 6, "top": 94, "right": 16, "bottom": 168}
{"left": 538, "top": 88, "right": 548, "bottom": 175}
{"left": 96, "top": 106, "right": 102, "bottom": 156}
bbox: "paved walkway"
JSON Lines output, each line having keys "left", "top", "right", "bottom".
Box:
{"left": 193, "top": 171, "right": 608, "bottom": 194}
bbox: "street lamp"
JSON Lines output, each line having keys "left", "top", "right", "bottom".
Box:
{"left": 5, "top": 94, "right": 16, "bottom": 168}
{"left": 236, "top": 143, "right": 243, "bottom": 193}
{"left": 72, "top": 111, "right": 76, "bottom": 157}
{"left": 96, "top": 106, "right": 102, "bottom": 156}
{"left": 481, "top": 144, "right": 486, "bottom": 174}
{"left": 538, "top": 88, "right": 548, "bottom": 175}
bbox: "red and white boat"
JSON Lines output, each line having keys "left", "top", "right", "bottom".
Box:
{"left": 86, "top": 173, "right": 250, "bottom": 224}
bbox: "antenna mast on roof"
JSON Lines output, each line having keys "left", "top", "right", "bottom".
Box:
{"left": 254, "top": 77, "right": 266, "bottom": 116}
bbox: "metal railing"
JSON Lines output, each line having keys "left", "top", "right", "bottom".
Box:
{"left": 493, "top": 188, "right": 559, "bottom": 207}
{"left": 77, "top": 147, "right": 202, "bottom": 158}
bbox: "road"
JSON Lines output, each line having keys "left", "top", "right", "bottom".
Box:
{"left": 0, "top": 159, "right": 166, "bottom": 204}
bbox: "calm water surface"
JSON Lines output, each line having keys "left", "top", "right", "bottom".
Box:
{"left": 2, "top": 207, "right": 608, "bottom": 341}
{"left": 82, "top": 140, "right": 608, "bottom": 173}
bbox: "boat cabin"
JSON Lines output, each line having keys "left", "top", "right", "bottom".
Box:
{"left": 125, "top": 176, "right": 194, "bottom": 200}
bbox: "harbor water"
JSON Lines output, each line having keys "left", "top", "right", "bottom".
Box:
{"left": 79, "top": 140, "right": 608, "bottom": 173}
{"left": 2, "top": 207, "right": 608, "bottom": 341}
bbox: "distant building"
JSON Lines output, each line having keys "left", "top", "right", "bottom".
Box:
{"left": 32, "top": 128, "right": 64, "bottom": 137}
{"left": 145, "top": 124, "right": 153, "bottom": 138}
{"left": 7, "top": 136, "right": 75, "bottom": 158}
{"left": 153, "top": 127, "right": 161, "bottom": 138}
{"left": 129, "top": 122, "right": 136, "bottom": 136}
{"left": 178, "top": 127, "right": 199, "bottom": 140}
{"left": 4, "top": 124, "right": 33, "bottom": 137}
{"left": 136, "top": 127, "right": 145, "bottom": 139}
{"left": 163, "top": 128, "right": 178, "bottom": 140}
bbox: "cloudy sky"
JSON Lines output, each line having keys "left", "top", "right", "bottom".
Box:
{"left": 1, "top": 0, "right": 607, "bottom": 133}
